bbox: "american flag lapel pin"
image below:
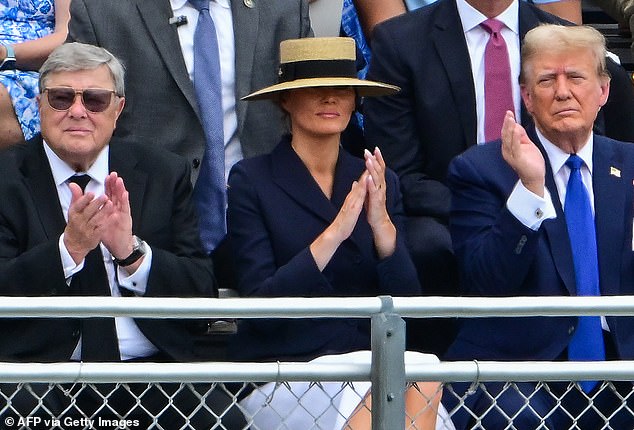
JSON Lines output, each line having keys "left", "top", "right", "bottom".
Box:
{"left": 610, "top": 166, "right": 621, "bottom": 177}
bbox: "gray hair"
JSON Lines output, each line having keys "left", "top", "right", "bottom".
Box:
{"left": 39, "top": 42, "right": 125, "bottom": 96}
{"left": 520, "top": 24, "right": 610, "bottom": 85}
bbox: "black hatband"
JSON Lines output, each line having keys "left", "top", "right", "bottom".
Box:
{"left": 279, "top": 59, "right": 357, "bottom": 83}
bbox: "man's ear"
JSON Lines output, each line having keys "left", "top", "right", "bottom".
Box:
{"left": 598, "top": 78, "right": 610, "bottom": 108}
{"left": 114, "top": 96, "right": 125, "bottom": 119}
{"left": 113, "top": 96, "right": 126, "bottom": 128}
{"left": 520, "top": 84, "right": 533, "bottom": 115}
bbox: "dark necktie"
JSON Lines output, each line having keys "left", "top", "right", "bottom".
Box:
{"left": 68, "top": 175, "right": 120, "bottom": 361}
{"left": 190, "top": 0, "right": 227, "bottom": 253}
{"left": 480, "top": 19, "right": 514, "bottom": 142}
{"left": 564, "top": 155, "right": 605, "bottom": 393}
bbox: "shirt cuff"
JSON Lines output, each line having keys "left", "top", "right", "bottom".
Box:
{"left": 506, "top": 180, "right": 556, "bottom": 230}
{"left": 59, "top": 233, "right": 84, "bottom": 283}
{"left": 116, "top": 244, "right": 152, "bottom": 295}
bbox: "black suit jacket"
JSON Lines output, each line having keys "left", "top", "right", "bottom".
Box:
{"left": 365, "top": 0, "right": 634, "bottom": 221}
{"left": 445, "top": 131, "right": 634, "bottom": 361}
{"left": 0, "top": 136, "right": 216, "bottom": 362}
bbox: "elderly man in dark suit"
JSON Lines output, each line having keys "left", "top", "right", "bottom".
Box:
{"left": 0, "top": 42, "right": 245, "bottom": 429}
{"left": 444, "top": 24, "right": 634, "bottom": 429}
{"left": 363, "top": 0, "right": 634, "bottom": 356}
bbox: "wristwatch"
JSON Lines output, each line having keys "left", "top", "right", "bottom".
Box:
{"left": 0, "top": 44, "right": 16, "bottom": 71}
{"left": 113, "top": 236, "right": 147, "bottom": 267}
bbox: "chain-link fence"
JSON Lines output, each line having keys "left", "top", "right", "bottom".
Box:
{"left": 0, "top": 380, "right": 442, "bottom": 430}
{"left": 1, "top": 295, "right": 634, "bottom": 429}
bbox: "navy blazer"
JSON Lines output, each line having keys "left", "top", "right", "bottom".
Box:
{"left": 445, "top": 130, "right": 634, "bottom": 361}
{"left": 0, "top": 136, "right": 216, "bottom": 362}
{"left": 364, "top": 0, "right": 634, "bottom": 220}
{"left": 227, "top": 138, "right": 420, "bottom": 361}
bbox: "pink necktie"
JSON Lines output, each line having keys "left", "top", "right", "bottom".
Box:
{"left": 481, "top": 18, "right": 514, "bottom": 142}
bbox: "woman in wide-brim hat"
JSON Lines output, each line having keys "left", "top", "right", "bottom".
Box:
{"left": 227, "top": 37, "right": 440, "bottom": 429}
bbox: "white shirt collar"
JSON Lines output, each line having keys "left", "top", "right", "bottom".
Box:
{"left": 171, "top": 0, "right": 230, "bottom": 11}
{"left": 537, "top": 127, "right": 594, "bottom": 177}
{"left": 43, "top": 141, "right": 110, "bottom": 187}
{"left": 456, "top": 0, "right": 519, "bottom": 36}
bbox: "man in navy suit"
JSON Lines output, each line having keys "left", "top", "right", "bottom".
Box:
{"left": 363, "top": 0, "right": 634, "bottom": 355}
{"left": 443, "top": 24, "right": 634, "bottom": 428}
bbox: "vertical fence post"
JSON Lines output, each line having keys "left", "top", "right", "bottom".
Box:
{"left": 371, "top": 295, "right": 406, "bottom": 429}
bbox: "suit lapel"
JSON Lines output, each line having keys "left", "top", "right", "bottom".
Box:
{"left": 532, "top": 130, "right": 577, "bottom": 295}
{"left": 518, "top": 2, "right": 542, "bottom": 53}
{"left": 231, "top": 0, "right": 259, "bottom": 132}
{"left": 109, "top": 143, "right": 147, "bottom": 222}
{"left": 593, "top": 136, "right": 625, "bottom": 296}
{"left": 23, "top": 138, "right": 66, "bottom": 238}
{"left": 432, "top": 0, "right": 477, "bottom": 149}
{"left": 135, "top": 0, "right": 200, "bottom": 118}
{"left": 518, "top": 2, "right": 543, "bottom": 127}
{"left": 271, "top": 140, "right": 338, "bottom": 225}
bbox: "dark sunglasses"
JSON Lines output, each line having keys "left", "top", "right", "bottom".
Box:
{"left": 43, "top": 87, "right": 117, "bottom": 113}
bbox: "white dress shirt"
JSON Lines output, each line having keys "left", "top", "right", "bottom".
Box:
{"left": 170, "top": 0, "right": 243, "bottom": 183}
{"left": 456, "top": 0, "right": 522, "bottom": 144}
{"left": 43, "top": 143, "right": 158, "bottom": 360}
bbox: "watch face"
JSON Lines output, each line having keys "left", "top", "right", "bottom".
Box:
{"left": 132, "top": 236, "right": 142, "bottom": 250}
{"left": 0, "top": 58, "right": 15, "bottom": 71}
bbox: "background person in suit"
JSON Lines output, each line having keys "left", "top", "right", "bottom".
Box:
{"left": 67, "top": 0, "right": 312, "bottom": 289}
{"left": 227, "top": 37, "right": 439, "bottom": 429}
{"left": 363, "top": 0, "right": 634, "bottom": 356}
{"left": 443, "top": 24, "right": 634, "bottom": 429}
{"left": 0, "top": 42, "right": 245, "bottom": 429}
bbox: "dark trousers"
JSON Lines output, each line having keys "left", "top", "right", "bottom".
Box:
{"left": 0, "top": 381, "right": 247, "bottom": 430}
{"left": 443, "top": 333, "right": 633, "bottom": 429}
{"left": 404, "top": 216, "right": 459, "bottom": 357}
{"left": 443, "top": 379, "right": 634, "bottom": 429}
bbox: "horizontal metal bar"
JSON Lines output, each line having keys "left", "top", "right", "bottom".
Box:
{"left": 0, "top": 362, "right": 371, "bottom": 383}
{"left": 407, "top": 360, "right": 634, "bottom": 383}
{"left": 0, "top": 361, "right": 633, "bottom": 384}
{"left": 392, "top": 295, "right": 634, "bottom": 317}
{"left": 0, "top": 296, "right": 383, "bottom": 318}
{"left": 1, "top": 296, "right": 634, "bottom": 318}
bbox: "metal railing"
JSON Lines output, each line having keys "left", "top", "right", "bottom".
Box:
{"left": 1, "top": 295, "right": 634, "bottom": 429}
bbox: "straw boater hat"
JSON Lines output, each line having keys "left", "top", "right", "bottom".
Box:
{"left": 241, "top": 37, "right": 400, "bottom": 101}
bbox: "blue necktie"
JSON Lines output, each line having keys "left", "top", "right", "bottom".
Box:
{"left": 190, "top": 0, "right": 226, "bottom": 253}
{"left": 564, "top": 154, "right": 605, "bottom": 393}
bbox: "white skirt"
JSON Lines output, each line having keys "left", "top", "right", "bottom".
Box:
{"left": 239, "top": 351, "right": 454, "bottom": 430}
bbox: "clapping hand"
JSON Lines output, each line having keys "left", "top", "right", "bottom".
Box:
{"left": 363, "top": 147, "right": 396, "bottom": 259}
{"left": 63, "top": 183, "right": 112, "bottom": 264}
{"left": 501, "top": 111, "right": 546, "bottom": 197}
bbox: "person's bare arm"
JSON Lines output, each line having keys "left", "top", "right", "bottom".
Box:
{"left": 353, "top": 0, "right": 406, "bottom": 40}
{"left": 5, "top": 0, "right": 71, "bottom": 71}
{"left": 536, "top": 0, "right": 582, "bottom": 24}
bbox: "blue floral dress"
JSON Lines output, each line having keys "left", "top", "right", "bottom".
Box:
{"left": 0, "top": 0, "right": 55, "bottom": 140}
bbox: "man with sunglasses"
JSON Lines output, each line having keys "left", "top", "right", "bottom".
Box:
{"left": 0, "top": 43, "right": 246, "bottom": 429}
